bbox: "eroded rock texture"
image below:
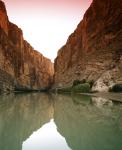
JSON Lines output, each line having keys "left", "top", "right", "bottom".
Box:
{"left": 54, "top": 0, "right": 122, "bottom": 91}
{"left": 0, "top": 0, "right": 54, "bottom": 92}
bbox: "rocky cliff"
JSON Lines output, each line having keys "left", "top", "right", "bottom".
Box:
{"left": 54, "top": 0, "right": 122, "bottom": 91}
{"left": 0, "top": 0, "right": 54, "bottom": 93}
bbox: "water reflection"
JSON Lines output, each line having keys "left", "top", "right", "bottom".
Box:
{"left": 23, "top": 119, "right": 71, "bottom": 150}
{"left": 53, "top": 94, "right": 122, "bottom": 150}
{"left": 92, "top": 97, "right": 113, "bottom": 108}
{"left": 0, "top": 93, "right": 122, "bottom": 150}
{"left": 0, "top": 93, "right": 53, "bottom": 150}
{"left": 72, "top": 94, "right": 91, "bottom": 105}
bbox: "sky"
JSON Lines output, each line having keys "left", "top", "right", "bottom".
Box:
{"left": 3, "top": 0, "right": 92, "bottom": 62}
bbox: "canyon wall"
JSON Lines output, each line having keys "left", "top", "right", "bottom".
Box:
{"left": 0, "top": 0, "right": 54, "bottom": 92}
{"left": 54, "top": 0, "right": 122, "bottom": 91}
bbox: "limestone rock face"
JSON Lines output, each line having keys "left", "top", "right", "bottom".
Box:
{"left": 54, "top": 0, "right": 122, "bottom": 91}
{"left": 0, "top": 1, "right": 54, "bottom": 92}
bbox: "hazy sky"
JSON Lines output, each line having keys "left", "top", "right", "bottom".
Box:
{"left": 3, "top": 0, "right": 92, "bottom": 61}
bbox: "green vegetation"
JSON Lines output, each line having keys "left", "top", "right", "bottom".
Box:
{"left": 87, "top": 80, "right": 94, "bottom": 88}
{"left": 57, "top": 87, "right": 72, "bottom": 93}
{"left": 72, "top": 79, "right": 86, "bottom": 86}
{"left": 72, "top": 83, "right": 91, "bottom": 93}
{"left": 55, "top": 79, "right": 94, "bottom": 94}
{"left": 73, "top": 80, "right": 81, "bottom": 86}
{"left": 57, "top": 83, "right": 91, "bottom": 93}
{"left": 109, "top": 84, "right": 122, "bottom": 92}
{"left": 72, "top": 94, "right": 91, "bottom": 105}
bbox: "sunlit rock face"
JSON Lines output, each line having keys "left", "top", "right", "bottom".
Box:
{"left": 54, "top": 0, "right": 122, "bottom": 91}
{"left": 0, "top": 1, "right": 54, "bottom": 92}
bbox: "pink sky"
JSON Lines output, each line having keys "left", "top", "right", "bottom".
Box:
{"left": 3, "top": 0, "right": 92, "bottom": 61}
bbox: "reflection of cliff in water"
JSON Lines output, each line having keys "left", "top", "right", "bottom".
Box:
{"left": 0, "top": 93, "right": 122, "bottom": 150}
{"left": 53, "top": 94, "right": 122, "bottom": 150}
{"left": 0, "top": 93, "right": 53, "bottom": 150}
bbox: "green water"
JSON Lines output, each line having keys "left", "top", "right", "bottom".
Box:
{"left": 0, "top": 93, "right": 122, "bottom": 150}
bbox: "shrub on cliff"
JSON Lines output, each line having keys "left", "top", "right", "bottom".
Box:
{"left": 73, "top": 79, "right": 86, "bottom": 86}
{"left": 109, "top": 84, "right": 122, "bottom": 92}
{"left": 73, "top": 80, "right": 81, "bottom": 86}
{"left": 87, "top": 80, "right": 94, "bottom": 88}
{"left": 72, "top": 83, "right": 91, "bottom": 93}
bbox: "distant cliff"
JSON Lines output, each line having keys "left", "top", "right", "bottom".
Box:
{"left": 0, "top": 0, "right": 54, "bottom": 93}
{"left": 54, "top": 0, "right": 122, "bottom": 91}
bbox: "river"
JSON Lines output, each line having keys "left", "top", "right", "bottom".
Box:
{"left": 0, "top": 93, "right": 122, "bottom": 150}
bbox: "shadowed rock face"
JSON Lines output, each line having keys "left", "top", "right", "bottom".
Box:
{"left": 54, "top": 0, "right": 122, "bottom": 91}
{"left": 0, "top": 0, "right": 54, "bottom": 92}
{"left": 0, "top": 0, "right": 8, "bottom": 35}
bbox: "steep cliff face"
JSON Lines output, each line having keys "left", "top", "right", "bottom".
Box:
{"left": 54, "top": 0, "right": 122, "bottom": 91}
{"left": 0, "top": 1, "right": 8, "bottom": 35}
{"left": 0, "top": 1, "right": 54, "bottom": 92}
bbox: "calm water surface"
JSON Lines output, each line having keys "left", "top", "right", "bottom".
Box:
{"left": 0, "top": 93, "right": 122, "bottom": 150}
